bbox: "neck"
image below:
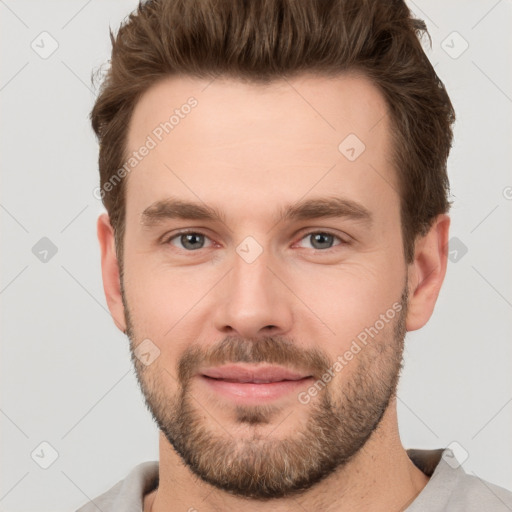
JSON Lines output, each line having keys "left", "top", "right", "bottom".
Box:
{"left": 145, "top": 399, "right": 429, "bottom": 512}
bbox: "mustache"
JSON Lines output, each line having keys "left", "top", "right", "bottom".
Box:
{"left": 177, "top": 336, "right": 332, "bottom": 384}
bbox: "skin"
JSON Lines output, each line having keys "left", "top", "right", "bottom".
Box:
{"left": 97, "top": 73, "right": 450, "bottom": 512}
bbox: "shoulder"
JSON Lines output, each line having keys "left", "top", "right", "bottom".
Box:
{"left": 75, "top": 461, "right": 159, "bottom": 512}
{"left": 446, "top": 472, "right": 512, "bottom": 511}
{"left": 406, "top": 448, "right": 512, "bottom": 512}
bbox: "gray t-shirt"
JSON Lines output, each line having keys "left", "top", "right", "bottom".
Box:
{"left": 76, "top": 448, "right": 512, "bottom": 511}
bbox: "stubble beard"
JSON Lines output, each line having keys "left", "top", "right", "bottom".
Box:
{"left": 123, "top": 285, "right": 407, "bottom": 500}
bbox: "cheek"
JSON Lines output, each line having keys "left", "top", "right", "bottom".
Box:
{"left": 288, "top": 256, "right": 405, "bottom": 350}
{"left": 122, "top": 253, "right": 215, "bottom": 343}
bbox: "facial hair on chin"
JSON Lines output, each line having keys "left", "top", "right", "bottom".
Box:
{"left": 124, "top": 287, "right": 408, "bottom": 500}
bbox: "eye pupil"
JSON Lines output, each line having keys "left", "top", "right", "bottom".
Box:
{"left": 172, "top": 232, "right": 339, "bottom": 251}
{"left": 181, "top": 233, "right": 204, "bottom": 250}
{"left": 311, "top": 233, "right": 334, "bottom": 250}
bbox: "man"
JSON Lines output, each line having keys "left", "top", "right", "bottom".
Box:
{"left": 78, "top": 0, "right": 512, "bottom": 510}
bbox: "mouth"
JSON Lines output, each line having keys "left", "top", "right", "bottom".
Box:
{"left": 203, "top": 377, "right": 305, "bottom": 383}
{"left": 200, "top": 363, "right": 311, "bottom": 382}
{"left": 198, "top": 364, "right": 313, "bottom": 403}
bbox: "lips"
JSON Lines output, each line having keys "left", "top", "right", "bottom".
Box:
{"left": 200, "top": 364, "right": 310, "bottom": 383}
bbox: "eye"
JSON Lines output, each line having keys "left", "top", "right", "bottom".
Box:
{"left": 296, "top": 231, "right": 345, "bottom": 251}
{"left": 166, "top": 231, "right": 213, "bottom": 251}
{"left": 163, "top": 230, "right": 347, "bottom": 252}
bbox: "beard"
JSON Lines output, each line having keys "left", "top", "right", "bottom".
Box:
{"left": 123, "top": 285, "right": 407, "bottom": 500}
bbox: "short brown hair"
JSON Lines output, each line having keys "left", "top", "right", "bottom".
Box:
{"left": 90, "top": 0, "right": 455, "bottom": 264}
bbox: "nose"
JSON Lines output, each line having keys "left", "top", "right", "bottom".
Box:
{"left": 212, "top": 246, "right": 294, "bottom": 339}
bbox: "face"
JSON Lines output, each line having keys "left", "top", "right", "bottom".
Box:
{"left": 120, "top": 73, "right": 409, "bottom": 498}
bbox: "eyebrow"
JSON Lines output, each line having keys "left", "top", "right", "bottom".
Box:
{"left": 140, "top": 196, "right": 372, "bottom": 227}
{"left": 279, "top": 196, "right": 372, "bottom": 225}
{"left": 141, "top": 198, "right": 227, "bottom": 226}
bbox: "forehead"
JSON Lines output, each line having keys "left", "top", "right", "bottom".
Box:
{"left": 124, "top": 73, "right": 396, "bottom": 221}
{"left": 127, "top": 72, "right": 390, "bottom": 148}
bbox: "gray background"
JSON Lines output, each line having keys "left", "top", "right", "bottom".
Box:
{"left": 1, "top": 0, "right": 511, "bottom": 510}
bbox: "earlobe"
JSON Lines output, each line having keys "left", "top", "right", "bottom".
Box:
{"left": 97, "top": 213, "right": 127, "bottom": 333}
{"left": 405, "top": 214, "right": 450, "bottom": 332}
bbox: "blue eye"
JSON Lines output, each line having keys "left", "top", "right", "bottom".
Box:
{"left": 167, "top": 232, "right": 212, "bottom": 251}
{"left": 298, "top": 232, "right": 343, "bottom": 250}
{"left": 164, "top": 230, "right": 346, "bottom": 252}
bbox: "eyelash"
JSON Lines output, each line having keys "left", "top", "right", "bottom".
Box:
{"left": 163, "top": 229, "right": 349, "bottom": 252}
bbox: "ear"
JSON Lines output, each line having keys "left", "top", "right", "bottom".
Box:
{"left": 406, "top": 214, "right": 450, "bottom": 332}
{"left": 97, "top": 213, "right": 127, "bottom": 333}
